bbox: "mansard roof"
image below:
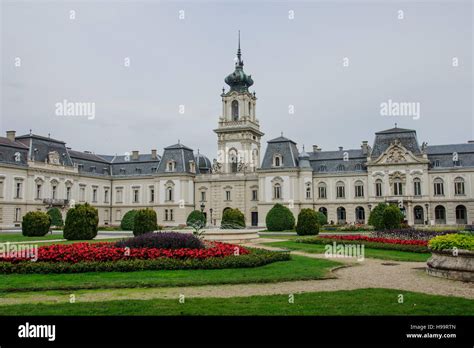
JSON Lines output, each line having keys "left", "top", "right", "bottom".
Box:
{"left": 157, "top": 143, "right": 196, "bottom": 174}
{"left": 309, "top": 149, "right": 367, "bottom": 173}
{"left": 371, "top": 127, "right": 421, "bottom": 158}
{"left": 15, "top": 133, "right": 74, "bottom": 167}
{"left": 0, "top": 136, "right": 29, "bottom": 166}
{"left": 426, "top": 143, "right": 474, "bottom": 168}
{"left": 261, "top": 136, "right": 299, "bottom": 169}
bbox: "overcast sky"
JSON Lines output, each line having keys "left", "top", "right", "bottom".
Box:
{"left": 1, "top": 0, "right": 472, "bottom": 160}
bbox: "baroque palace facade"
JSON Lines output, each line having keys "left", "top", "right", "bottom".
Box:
{"left": 1, "top": 42, "right": 474, "bottom": 229}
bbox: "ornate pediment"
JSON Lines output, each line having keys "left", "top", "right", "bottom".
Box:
{"left": 48, "top": 151, "right": 60, "bottom": 165}
{"left": 370, "top": 140, "right": 428, "bottom": 166}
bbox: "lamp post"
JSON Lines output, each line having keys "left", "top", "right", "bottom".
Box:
{"left": 209, "top": 208, "right": 213, "bottom": 226}
{"left": 200, "top": 202, "right": 205, "bottom": 213}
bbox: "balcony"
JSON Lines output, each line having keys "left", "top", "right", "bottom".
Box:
{"left": 43, "top": 198, "right": 69, "bottom": 207}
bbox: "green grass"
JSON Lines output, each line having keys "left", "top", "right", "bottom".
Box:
{"left": 0, "top": 288, "right": 471, "bottom": 315}
{"left": 264, "top": 241, "right": 431, "bottom": 262}
{"left": 0, "top": 233, "right": 63, "bottom": 243}
{"left": 0, "top": 255, "right": 339, "bottom": 293}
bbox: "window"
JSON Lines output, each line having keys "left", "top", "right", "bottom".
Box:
{"left": 455, "top": 205, "right": 467, "bottom": 224}
{"left": 355, "top": 163, "right": 362, "bottom": 171}
{"left": 354, "top": 181, "right": 364, "bottom": 198}
{"left": 15, "top": 182, "right": 22, "bottom": 198}
{"left": 165, "top": 209, "right": 173, "bottom": 221}
{"left": 36, "top": 184, "right": 42, "bottom": 199}
{"left": 52, "top": 185, "right": 57, "bottom": 199}
{"left": 166, "top": 187, "right": 173, "bottom": 201}
{"left": 375, "top": 180, "right": 383, "bottom": 197}
{"left": 104, "top": 188, "right": 109, "bottom": 203}
{"left": 225, "top": 190, "right": 231, "bottom": 201}
{"left": 66, "top": 186, "right": 71, "bottom": 201}
{"left": 435, "top": 205, "right": 446, "bottom": 224}
{"left": 434, "top": 178, "right": 444, "bottom": 196}
{"left": 115, "top": 188, "right": 123, "bottom": 203}
{"left": 167, "top": 161, "right": 175, "bottom": 172}
{"left": 165, "top": 209, "right": 169, "bottom": 221}
{"left": 133, "top": 188, "right": 140, "bottom": 203}
{"left": 252, "top": 190, "right": 258, "bottom": 201}
{"left": 413, "top": 179, "right": 422, "bottom": 196}
{"left": 454, "top": 177, "right": 465, "bottom": 195}
{"left": 306, "top": 184, "right": 312, "bottom": 199}
{"left": 15, "top": 208, "right": 21, "bottom": 222}
{"left": 273, "top": 154, "right": 282, "bottom": 167}
{"left": 0, "top": 180, "right": 4, "bottom": 198}
{"left": 80, "top": 186, "right": 86, "bottom": 202}
{"left": 273, "top": 184, "right": 281, "bottom": 199}
{"left": 149, "top": 187, "right": 155, "bottom": 202}
{"left": 92, "top": 188, "right": 97, "bottom": 202}
{"left": 201, "top": 191, "right": 206, "bottom": 202}
{"left": 116, "top": 210, "right": 121, "bottom": 221}
{"left": 318, "top": 183, "right": 327, "bottom": 199}
{"left": 319, "top": 165, "right": 327, "bottom": 172}
{"left": 336, "top": 182, "right": 345, "bottom": 198}
{"left": 393, "top": 181, "right": 403, "bottom": 196}
{"left": 337, "top": 164, "right": 345, "bottom": 172}
{"left": 0, "top": 207, "right": 3, "bottom": 223}
{"left": 231, "top": 100, "right": 239, "bottom": 121}
{"left": 104, "top": 209, "right": 109, "bottom": 222}
{"left": 433, "top": 160, "right": 440, "bottom": 167}
{"left": 170, "top": 209, "right": 174, "bottom": 221}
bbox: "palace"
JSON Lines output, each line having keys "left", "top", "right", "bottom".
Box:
{"left": 1, "top": 39, "right": 473, "bottom": 229}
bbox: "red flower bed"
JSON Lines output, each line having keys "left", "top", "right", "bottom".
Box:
{"left": 0, "top": 242, "right": 249, "bottom": 264}
{"left": 319, "top": 235, "right": 428, "bottom": 246}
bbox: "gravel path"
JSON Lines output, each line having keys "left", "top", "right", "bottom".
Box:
{"left": 0, "top": 240, "right": 472, "bottom": 306}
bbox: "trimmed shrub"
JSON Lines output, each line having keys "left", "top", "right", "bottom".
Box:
{"left": 186, "top": 210, "right": 206, "bottom": 227}
{"left": 120, "top": 210, "right": 137, "bottom": 231}
{"left": 296, "top": 209, "right": 320, "bottom": 236}
{"left": 133, "top": 209, "right": 158, "bottom": 236}
{"left": 22, "top": 211, "right": 51, "bottom": 237}
{"left": 266, "top": 203, "right": 295, "bottom": 231}
{"left": 429, "top": 233, "right": 474, "bottom": 251}
{"left": 47, "top": 208, "right": 63, "bottom": 227}
{"left": 116, "top": 232, "right": 204, "bottom": 250}
{"left": 317, "top": 211, "right": 328, "bottom": 226}
{"left": 0, "top": 248, "right": 290, "bottom": 275}
{"left": 382, "top": 205, "right": 404, "bottom": 229}
{"left": 221, "top": 208, "right": 245, "bottom": 229}
{"left": 63, "top": 203, "right": 99, "bottom": 240}
{"left": 368, "top": 203, "right": 386, "bottom": 230}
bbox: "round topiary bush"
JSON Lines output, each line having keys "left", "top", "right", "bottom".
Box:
{"left": 316, "top": 211, "right": 328, "bottom": 226}
{"left": 120, "top": 210, "right": 137, "bottom": 231}
{"left": 47, "top": 207, "right": 63, "bottom": 227}
{"left": 296, "top": 209, "right": 320, "bottom": 236}
{"left": 133, "top": 208, "right": 158, "bottom": 236}
{"left": 63, "top": 203, "right": 99, "bottom": 240}
{"left": 22, "top": 211, "right": 51, "bottom": 237}
{"left": 186, "top": 210, "right": 206, "bottom": 227}
{"left": 382, "top": 205, "right": 404, "bottom": 229}
{"left": 368, "top": 203, "right": 387, "bottom": 230}
{"left": 266, "top": 203, "right": 295, "bottom": 231}
{"left": 221, "top": 208, "right": 245, "bottom": 229}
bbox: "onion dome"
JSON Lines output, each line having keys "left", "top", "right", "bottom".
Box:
{"left": 195, "top": 152, "right": 211, "bottom": 173}
{"left": 224, "top": 31, "right": 254, "bottom": 93}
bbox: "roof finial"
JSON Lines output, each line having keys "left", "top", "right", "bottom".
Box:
{"left": 178, "top": 139, "right": 180, "bottom": 145}
{"left": 303, "top": 144, "right": 305, "bottom": 152}
{"left": 281, "top": 131, "right": 283, "bottom": 137}
{"left": 29, "top": 129, "right": 32, "bottom": 135}
{"left": 237, "top": 30, "right": 242, "bottom": 65}
{"left": 394, "top": 122, "right": 398, "bottom": 128}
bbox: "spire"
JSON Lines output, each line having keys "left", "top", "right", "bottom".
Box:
{"left": 224, "top": 31, "right": 253, "bottom": 92}
{"left": 237, "top": 30, "right": 242, "bottom": 65}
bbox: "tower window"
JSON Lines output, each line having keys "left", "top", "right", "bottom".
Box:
{"left": 232, "top": 100, "right": 239, "bottom": 121}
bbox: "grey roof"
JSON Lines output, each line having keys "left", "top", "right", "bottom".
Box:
{"left": 309, "top": 149, "right": 367, "bottom": 173}
{"left": 0, "top": 137, "right": 29, "bottom": 166}
{"left": 426, "top": 143, "right": 474, "bottom": 169}
{"left": 371, "top": 127, "right": 421, "bottom": 158}
{"left": 195, "top": 153, "right": 212, "bottom": 173}
{"left": 261, "top": 136, "right": 299, "bottom": 169}
{"left": 16, "top": 134, "right": 74, "bottom": 167}
{"left": 157, "top": 143, "right": 196, "bottom": 174}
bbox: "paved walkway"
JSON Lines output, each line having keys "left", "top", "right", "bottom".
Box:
{"left": 0, "top": 239, "right": 472, "bottom": 306}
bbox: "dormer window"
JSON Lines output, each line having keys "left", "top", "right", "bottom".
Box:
{"left": 135, "top": 168, "right": 142, "bottom": 174}
{"left": 189, "top": 160, "right": 196, "bottom": 173}
{"left": 119, "top": 168, "right": 126, "bottom": 174}
{"left": 355, "top": 163, "right": 362, "bottom": 171}
{"left": 433, "top": 160, "right": 440, "bottom": 167}
{"left": 90, "top": 166, "right": 96, "bottom": 173}
{"left": 273, "top": 154, "right": 282, "bottom": 167}
{"left": 167, "top": 161, "right": 176, "bottom": 172}
{"left": 78, "top": 164, "right": 84, "bottom": 171}
{"left": 337, "top": 164, "right": 345, "bottom": 172}
{"left": 151, "top": 167, "right": 157, "bottom": 173}
{"left": 319, "top": 164, "right": 327, "bottom": 172}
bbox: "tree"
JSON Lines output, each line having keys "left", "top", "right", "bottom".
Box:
{"left": 133, "top": 208, "right": 158, "bottom": 236}
{"left": 266, "top": 203, "right": 295, "bottom": 231}
{"left": 22, "top": 211, "right": 51, "bottom": 237}
{"left": 382, "top": 205, "right": 404, "bottom": 229}
{"left": 296, "top": 209, "right": 320, "bottom": 236}
{"left": 221, "top": 208, "right": 245, "bottom": 229}
{"left": 63, "top": 203, "right": 98, "bottom": 240}
{"left": 316, "top": 211, "right": 328, "bottom": 226}
{"left": 368, "top": 203, "right": 386, "bottom": 230}
{"left": 47, "top": 207, "right": 63, "bottom": 227}
{"left": 120, "top": 210, "right": 137, "bottom": 231}
{"left": 186, "top": 210, "right": 207, "bottom": 237}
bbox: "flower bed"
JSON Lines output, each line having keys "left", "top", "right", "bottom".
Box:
{"left": 372, "top": 228, "right": 459, "bottom": 241}
{"left": 297, "top": 235, "right": 429, "bottom": 253}
{"left": 0, "top": 248, "right": 289, "bottom": 274}
{"left": 0, "top": 241, "right": 248, "bottom": 264}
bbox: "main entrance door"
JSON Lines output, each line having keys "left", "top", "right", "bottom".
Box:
{"left": 251, "top": 212, "right": 258, "bottom": 226}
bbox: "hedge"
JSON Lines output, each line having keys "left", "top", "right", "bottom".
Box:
{"left": 133, "top": 209, "right": 158, "bottom": 236}
{"left": 22, "top": 211, "right": 51, "bottom": 237}
{"left": 297, "top": 237, "right": 429, "bottom": 253}
{"left": 221, "top": 208, "right": 245, "bottom": 229}
{"left": 296, "top": 209, "right": 319, "bottom": 236}
{"left": 0, "top": 248, "right": 290, "bottom": 274}
{"left": 63, "top": 203, "right": 98, "bottom": 240}
{"left": 266, "top": 203, "right": 295, "bottom": 231}
{"left": 120, "top": 210, "right": 137, "bottom": 231}
{"left": 47, "top": 208, "right": 63, "bottom": 227}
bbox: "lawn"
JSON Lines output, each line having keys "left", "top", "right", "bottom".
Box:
{"left": 0, "top": 288, "right": 471, "bottom": 315}
{"left": 0, "top": 233, "right": 63, "bottom": 243}
{"left": 0, "top": 255, "right": 340, "bottom": 293}
{"left": 264, "top": 241, "right": 431, "bottom": 262}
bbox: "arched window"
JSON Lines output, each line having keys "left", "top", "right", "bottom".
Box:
{"left": 414, "top": 205, "right": 424, "bottom": 224}
{"left": 375, "top": 179, "right": 383, "bottom": 197}
{"left": 232, "top": 100, "right": 239, "bottom": 121}
{"left": 319, "top": 207, "right": 327, "bottom": 217}
{"left": 413, "top": 178, "right": 422, "bottom": 196}
{"left": 354, "top": 181, "right": 364, "bottom": 198}
{"left": 229, "top": 149, "right": 238, "bottom": 173}
{"left": 355, "top": 206, "right": 365, "bottom": 223}
{"left": 166, "top": 187, "right": 173, "bottom": 201}
{"left": 434, "top": 205, "right": 446, "bottom": 224}
{"left": 455, "top": 205, "right": 467, "bottom": 224}
{"left": 454, "top": 177, "right": 465, "bottom": 195}
{"left": 337, "top": 207, "right": 346, "bottom": 224}
{"left": 433, "top": 178, "right": 444, "bottom": 196}
{"left": 318, "top": 182, "right": 327, "bottom": 199}
{"left": 273, "top": 154, "right": 282, "bottom": 167}
{"left": 336, "top": 181, "right": 345, "bottom": 198}
{"left": 305, "top": 183, "right": 312, "bottom": 199}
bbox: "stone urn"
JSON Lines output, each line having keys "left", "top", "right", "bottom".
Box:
{"left": 426, "top": 249, "right": 474, "bottom": 282}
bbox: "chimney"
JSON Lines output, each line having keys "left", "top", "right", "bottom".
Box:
{"left": 151, "top": 149, "right": 157, "bottom": 160}
{"left": 132, "top": 150, "right": 139, "bottom": 160}
{"left": 468, "top": 140, "right": 474, "bottom": 144}
{"left": 338, "top": 146, "right": 343, "bottom": 151}
{"left": 361, "top": 141, "right": 369, "bottom": 154}
{"left": 6, "top": 130, "right": 16, "bottom": 142}
{"left": 312, "top": 145, "right": 321, "bottom": 152}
